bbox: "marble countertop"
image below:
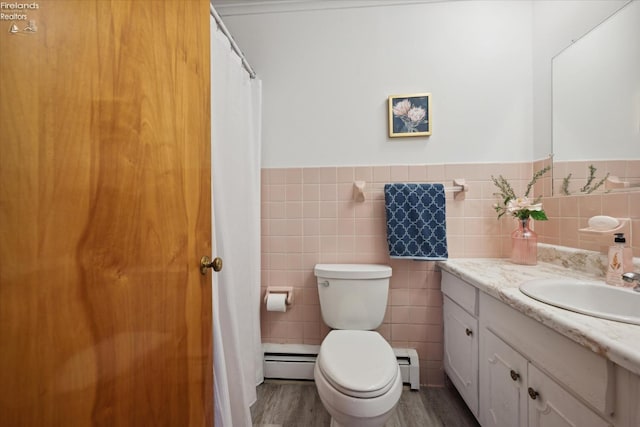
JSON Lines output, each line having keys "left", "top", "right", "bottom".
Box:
{"left": 437, "top": 252, "right": 640, "bottom": 376}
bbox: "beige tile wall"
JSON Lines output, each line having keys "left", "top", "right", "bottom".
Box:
{"left": 535, "top": 158, "right": 640, "bottom": 256}
{"left": 551, "top": 160, "right": 640, "bottom": 196}
{"left": 261, "top": 161, "right": 639, "bottom": 386}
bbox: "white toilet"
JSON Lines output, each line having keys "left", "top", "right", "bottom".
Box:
{"left": 313, "top": 264, "right": 402, "bottom": 427}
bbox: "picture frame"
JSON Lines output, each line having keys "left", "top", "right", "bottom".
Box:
{"left": 388, "top": 93, "right": 431, "bottom": 137}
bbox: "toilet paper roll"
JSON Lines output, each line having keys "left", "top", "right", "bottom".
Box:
{"left": 266, "top": 293, "right": 287, "bottom": 312}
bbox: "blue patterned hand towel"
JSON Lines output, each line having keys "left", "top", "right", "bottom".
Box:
{"left": 384, "top": 183, "right": 448, "bottom": 260}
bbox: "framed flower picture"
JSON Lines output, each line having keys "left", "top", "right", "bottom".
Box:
{"left": 388, "top": 93, "right": 431, "bottom": 137}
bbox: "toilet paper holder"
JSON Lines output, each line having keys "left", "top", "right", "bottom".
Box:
{"left": 264, "top": 286, "right": 294, "bottom": 305}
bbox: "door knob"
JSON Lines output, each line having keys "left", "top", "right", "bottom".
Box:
{"left": 200, "top": 256, "right": 223, "bottom": 275}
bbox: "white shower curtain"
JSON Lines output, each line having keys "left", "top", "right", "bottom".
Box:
{"left": 210, "top": 13, "right": 263, "bottom": 427}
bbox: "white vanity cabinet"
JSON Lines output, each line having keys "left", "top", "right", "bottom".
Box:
{"left": 479, "top": 291, "right": 615, "bottom": 427}
{"left": 440, "top": 269, "right": 640, "bottom": 427}
{"left": 481, "top": 328, "right": 610, "bottom": 427}
{"left": 442, "top": 272, "right": 479, "bottom": 418}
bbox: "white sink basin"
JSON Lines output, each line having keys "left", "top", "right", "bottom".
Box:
{"left": 519, "top": 278, "right": 640, "bottom": 325}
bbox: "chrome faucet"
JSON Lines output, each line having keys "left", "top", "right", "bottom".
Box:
{"left": 621, "top": 272, "right": 640, "bottom": 292}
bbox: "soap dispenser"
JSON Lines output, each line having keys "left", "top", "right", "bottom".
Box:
{"left": 606, "top": 233, "right": 633, "bottom": 287}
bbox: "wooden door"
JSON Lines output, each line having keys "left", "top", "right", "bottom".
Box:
{"left": 0, "top": 1, "right": 213, "bottom": 425}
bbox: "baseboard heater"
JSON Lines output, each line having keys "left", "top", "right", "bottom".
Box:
{"left": 263, "top": 343, "right": 420, "bottom": 390}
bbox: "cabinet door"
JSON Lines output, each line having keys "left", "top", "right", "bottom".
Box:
{"left": 528, "top": 364, "right": 611, "bottom": 427}
{"left": 444, "top": 296, "right": 479, "bottom": 416}
{"left": 480, "top": 329, "right": 528, "bottom": 427}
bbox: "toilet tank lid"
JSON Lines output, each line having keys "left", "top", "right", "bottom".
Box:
{"left": 314, "top": 264, "right": 392, "bottom": 279}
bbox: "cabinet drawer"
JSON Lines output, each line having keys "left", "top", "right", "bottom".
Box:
{"left": 442, "top": 271, "right": 478, "bottom": 316}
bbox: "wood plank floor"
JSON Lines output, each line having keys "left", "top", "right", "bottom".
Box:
{"left": 251, "top": 379, "right": 480, "bottom": 427}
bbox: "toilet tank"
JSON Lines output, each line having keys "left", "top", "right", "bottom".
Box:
{"left": 314, "top": 264, "right": 392, "bottom": 330}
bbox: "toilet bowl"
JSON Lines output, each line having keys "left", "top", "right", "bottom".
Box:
{"left": 314, "top": 264, "right": 401, "bottom": 427}
{"left": 314, "top": 330, "right": 402, "bottom": 427}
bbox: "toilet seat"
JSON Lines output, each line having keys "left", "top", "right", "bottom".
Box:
{"left": 318, "top": 330, "right": 398, "bottom": 399}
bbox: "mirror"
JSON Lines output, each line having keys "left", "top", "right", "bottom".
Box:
{"left": 552, "top": 0, "right": 640, "bottom": 195}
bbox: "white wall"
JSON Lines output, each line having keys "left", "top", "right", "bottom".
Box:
{"left": 223, "top": 1, "right": 534, "bottom": 167}
{"left": 219, "top": 0, "right": 630, "bottom": 168}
